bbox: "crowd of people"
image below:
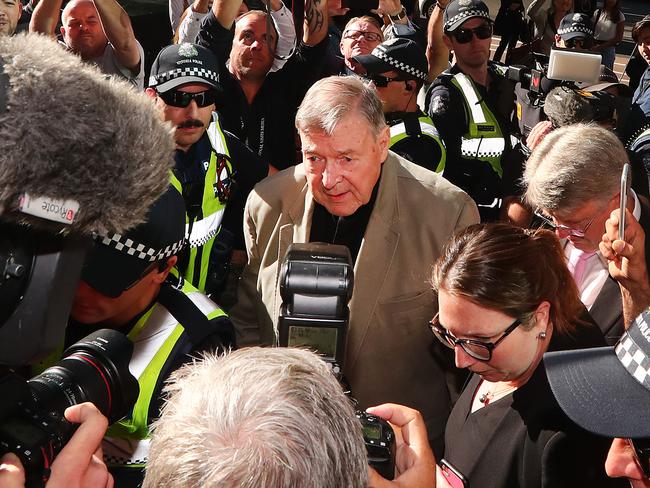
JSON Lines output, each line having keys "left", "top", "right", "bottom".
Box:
{"left": 1, "top": 0, "right": 650, "bottom": 485}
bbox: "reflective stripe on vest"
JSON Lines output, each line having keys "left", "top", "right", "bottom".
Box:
{"left": 103, "top": 282, "right": 227, "bottom": 468}
{"left": 389, "top": 116, "right": 447, "bottom": 173}
{"left": 451, "top": 73, "right": 506, "bottom": 177}
{"left": 171, "top": 113, "right": 232, "bottom": 291}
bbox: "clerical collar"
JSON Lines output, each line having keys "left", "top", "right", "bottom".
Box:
{"left": 309, "top": 173, "right": 381, "bottom": 264}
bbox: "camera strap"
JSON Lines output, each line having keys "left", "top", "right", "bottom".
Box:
{"left": 156, "top": 282, "right": 218, "bottom": 347}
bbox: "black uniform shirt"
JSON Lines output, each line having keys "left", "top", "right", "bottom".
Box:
{"left": 386, "top": 110, "right": 444, "bottom": 173}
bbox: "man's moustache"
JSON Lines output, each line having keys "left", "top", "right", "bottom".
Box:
{"left": 177, "top": 120, "right": 204, "bottom": 129}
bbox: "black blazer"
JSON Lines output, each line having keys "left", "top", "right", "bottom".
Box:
{"left": 589, "top": 197, "right": 650, "bottom": 345}
{"left": 442, "top": 320, "right": 627, "bottom": 488}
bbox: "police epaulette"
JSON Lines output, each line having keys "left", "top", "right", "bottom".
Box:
{"left": 626, "top": 123, "right": 650, "bottom": 150}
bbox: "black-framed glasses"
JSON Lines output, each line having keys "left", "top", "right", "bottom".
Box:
{"left": 533, "top": 209, "right": 596, "bottom": 238}
{"left": 157, "top": 89, "right": 219, "bottom": 108}
{"left": 342, "top": 29, "right": 382, "bottom": 43}
{"left": 451, "top": 23, "right": 492, "bottom": 44}
{"left": 428, "top": 313, "right": 522, "bottom": 361}
{"left": 363, "top": 74, "right": 410, "bottom": 88}
{"left": 629, "top": 438, "right": 650, "bottom": 478}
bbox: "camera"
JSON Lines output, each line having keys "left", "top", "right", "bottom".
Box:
{"left": 0, "top": 329, "right": 139, "bottom": 488}
{"left": 508, "top": 48, "right": 603, "bottom": 138}
{"left": 356, "top": 411, "right": 397, "bottom": 480}
{"left": 278, "top": 243, "right": 396, "bottom": 480}
{"left": 278, "top": 242, "right": 353, "bottom": 368}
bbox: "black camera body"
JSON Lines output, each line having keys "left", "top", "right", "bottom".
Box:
{"left": 0, "top": 329, "right": 139, "bottom": 488}
{"left": 278, "top": 243, "right": 353, "bottom": 367}
{"left": 356, "top": 410, "right": 396, "bottom": 480}
{"left": 278, "top": 243, "right": 396, "bottom": 480}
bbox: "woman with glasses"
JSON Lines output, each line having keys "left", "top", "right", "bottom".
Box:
{"left": 430, "top": 223, "right": 622, "bottom": 487}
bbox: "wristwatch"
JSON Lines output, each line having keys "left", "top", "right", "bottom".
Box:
{"left": 388, "top": 6, "right": 407, "bottom": 21}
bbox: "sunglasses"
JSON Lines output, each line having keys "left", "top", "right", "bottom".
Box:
{"left": 451, "top": 23, "right": 492, "bottom": 44}
{"left": 158, "top": 89, "right": 219, "bottom": 108}
{"left": 629, "top": 438, "right": 650, "bottom": 478}
{"left": 564, "top": 37, "right": 593, "bottom": 49}
{"left": 363, "top": 74, "right": 410, "bottom": 88}
{"left": 429, "top": 313, "right": 522, "bottom": 361}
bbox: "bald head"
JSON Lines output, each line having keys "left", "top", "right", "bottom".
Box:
{"left": 60, "top": 0, "right": 108, "bottom": 60}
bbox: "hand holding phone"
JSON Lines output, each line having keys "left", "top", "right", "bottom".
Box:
{"left": 439, "top": 459, "right": 469, "bottom": 488}
{"left": 619, "top": 163, "right": 631, "bottom": 242}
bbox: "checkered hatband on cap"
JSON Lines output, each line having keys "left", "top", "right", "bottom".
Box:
{"left": 557, "top": 25, "right": 594, "bottom": 36}
{"left": 615, "top": 314, "right": 650, "bottom": 390}
{"left": 148, "top": 67, "right": 220, "bottom": 89}
{"left": 97, "top": 233, "right": 187, "bottom": 262}
{"left": 373, "top": 50, "right": 428, "bottom": 82}
{"left": 444, "top": 8, "right": 491, "bottom": 31}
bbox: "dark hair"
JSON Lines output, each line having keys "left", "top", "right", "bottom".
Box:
{"left": 632, "top": 16, "right": 650, "bottom": 44}
{"left": 598, "top": 1, "right": 622, "bottom": 25}
{"left": 431, "top": 223, "right": 583, "bottom": 336}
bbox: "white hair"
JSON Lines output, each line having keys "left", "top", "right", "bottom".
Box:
{"left": 524, "top": 124, "right": 628, "bottom": 214}
{"left": 295, "top": 76, "right": 387, "bottom": 137}
{"left": 143, "top": 347, "right": 369, "bottom": 488}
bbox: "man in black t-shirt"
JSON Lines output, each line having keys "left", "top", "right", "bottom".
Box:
{"left": 196, "top": 0, "right": 329, "bottom": 169}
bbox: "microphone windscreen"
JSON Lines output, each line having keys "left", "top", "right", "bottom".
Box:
{"left": 543, "top": 85, "right": 595, "bottom": 128}
{"left": 0, "top": 33, "right": 175, "bottom": 235}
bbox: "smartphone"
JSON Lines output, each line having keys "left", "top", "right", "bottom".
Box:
{"left": 619, "top": 163, "right": 631, "bottom": 241}
{"left": 341, "top": 0, "right": 379, "bottom": 9}
{"left": 439, "top": 459, "right": 469, "bottom": 488}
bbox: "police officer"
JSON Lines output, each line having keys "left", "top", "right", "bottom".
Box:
{"left": 354, "top": 37, "right": 446, "bottom": 173}
{"left": 515, "top": 13, "right": 595, "bottom": 139}
{"left": 64, "top": 187, "right": 235, "bottom": 487}
{"left": 146, "top": 43, "right": 268, "bottom": 301}
{"left": 425, "top": 0, "right": 519, "bottom": 222}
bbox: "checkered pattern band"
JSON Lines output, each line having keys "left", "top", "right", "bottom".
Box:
{"left": 96, "top": 233, "right": 186, "bottom": 262}
{"left": 374, "top": 50, "right": 427, "bottom": 82}
{"left": 616, "top": 330, "right": 650, "bottom": 390}
{"left": 149, "top": 67, "right": 219, "bottom": 88}
{"left": 557, "top": 25, "right": 594, "bottom": 36}
{"left": 188, "top": 226, "right": 219, "bottom": 248}
{"left": 444, "top": 9, "right": 491, "bottom": 31}
{"left": 105, "top": 455, "right": 147, "bottom": 466}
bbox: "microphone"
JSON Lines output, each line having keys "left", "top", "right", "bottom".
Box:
{"left": 543, "top": 86, "right": 595, "bottom": 128}
{"left": 0, "top": 34, "right": 175, "bottom": 365}
{"left": 0, "top": 33, "right": 175, "bottom": 235}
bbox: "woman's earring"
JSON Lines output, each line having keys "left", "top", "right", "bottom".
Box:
{"left": 538, "top": 331, "right": 547, "bottom": 340}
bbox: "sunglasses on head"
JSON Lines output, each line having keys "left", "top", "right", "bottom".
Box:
{"left": 157, "top": 89, "right": 219, "bottom": 108}
{"left": 451, "top": 23, "right": 492, "bottom": 44}
{"left": 629, "top": 438, "right": 650, "bottom": 478}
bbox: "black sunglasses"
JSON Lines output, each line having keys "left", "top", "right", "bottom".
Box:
{"left": 451, "top": 23, "right": 492, "bottom": 44}
{"left": 564, "top": 37, "right": 593, "bottom": 49}
{"left": 629, "top": 438, "right": 650, "bottom": 478}
{"left": 429, "top": 313, "right": 522, "bottom": 361}
{"left": 158, "top": 89, "right": 219, "bottom": 108}
{"left": 364, "top": 74, "right": 410, "bottom": 88}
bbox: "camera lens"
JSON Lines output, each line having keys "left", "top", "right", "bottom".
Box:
{"left": 28, "top": 329, "right": 139, "bottom": 423}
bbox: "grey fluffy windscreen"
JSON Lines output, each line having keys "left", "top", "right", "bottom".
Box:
{"left": 0, "top": 33, "right": 175, "bottom": 235}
